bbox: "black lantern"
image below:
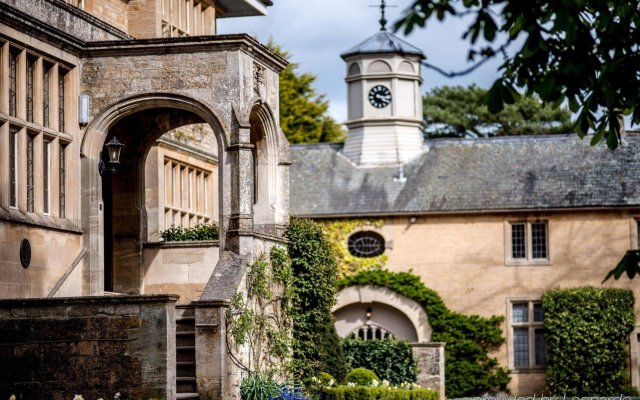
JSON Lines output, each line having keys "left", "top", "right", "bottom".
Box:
{"left": 99, "top": 136, "right": 124, "bottom": 175}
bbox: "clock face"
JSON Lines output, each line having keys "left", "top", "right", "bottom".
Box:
{"left": 368, "top": 85, "right": 392, "bottom": 108}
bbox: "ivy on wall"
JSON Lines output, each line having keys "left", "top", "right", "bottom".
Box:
{"left": 320, "top": 219, "right": 388, "bottom": 278}
{"left": 543, "top": 287, "right": 636, "bottom": 396}
{"left": 286, "top": 217, "right": 349, "bottom": 382}
{"left": 342, "top": 339, "right": 417, "bottom": 385}
{"left": 337, "top": 269, "right": 510, "bottom": 398}
{"left": 226, "top": 246, "right": 294, "bottom": 377}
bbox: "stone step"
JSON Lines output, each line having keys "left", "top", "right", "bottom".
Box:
{"left": 176, "top": 394, "right": 199, "bottom": 400}
{"left": 177, "top": 376, "right": 197, "bottom": 393}
{"left": 177, "top": 361, "right": 196, "bottom": 377}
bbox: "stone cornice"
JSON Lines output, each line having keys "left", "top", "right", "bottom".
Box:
{"left": 83, "top": 35, "right": 288, "bottom": 73}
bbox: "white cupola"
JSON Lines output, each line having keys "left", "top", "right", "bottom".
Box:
{"left": 341, "top": 8, "right": 426, "bottom": 166}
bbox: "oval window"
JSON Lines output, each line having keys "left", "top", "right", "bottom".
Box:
{"left": 348, "top": 231, "right": 385, "bottom": 258}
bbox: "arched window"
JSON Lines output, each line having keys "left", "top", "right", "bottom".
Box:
{"left": 348, "top": 231, "right": 385, "bottom": 257}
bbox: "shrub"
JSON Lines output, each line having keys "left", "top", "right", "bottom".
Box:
{"left": 345, "top": 368, "right": 379, "bottom": 386}
{"left": 342, "top": 340, "right": 416, "bottom": 385}
{"left": 337, "top": 269, "right": 509, "bottom": 398}
{"left": 321, "top": 386, "right": 438, "bottom": 400}
{"left": 543, "top": 287, "right": 635, "bottom": 396}
{"left": 160, "top": 223, "right": 219, "bottom": 241}
{"left": 286, "top": 218, "right": 349, "bottom": 382}
{"left": 240, "top": 373, "right": 280, "bottom": 400}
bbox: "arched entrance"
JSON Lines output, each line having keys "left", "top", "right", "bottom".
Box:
{"left": 81, "top": 94, "right": 229, "bottom": 295}
{"left": 333, "top": 285, "right": 432, "bottom": 342}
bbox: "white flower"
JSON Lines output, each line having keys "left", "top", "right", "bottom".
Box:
{"left": 73, "top": 395, "right": 84, "bottom": 400}
{"left": 311, "top": 377, "right": 319, "bottom": 383}
{"left": 381, "top": 380, "right": 390, "bottom": 388}
{"left": 114, "top": 393, "right": 121, "bottom": 400}
{"left": 9, "top": 395, "right": 16, "bottom": 400}
{"left": 347, "top": 382, "right": 356, "bottom": 387}
{"left": 98, "top": 398, "right": 104, "bottom": 400}
{"left": 371, "top": 379, "right": 379, "bottom": 388}
{"left": 327, "top": 379, "right": 335, "bottom": 387}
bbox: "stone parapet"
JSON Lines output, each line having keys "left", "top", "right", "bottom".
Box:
{"left": 0, "top": 294, "right": 178, "bottom": 400}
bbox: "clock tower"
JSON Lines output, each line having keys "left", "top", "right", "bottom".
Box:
{"left": 341, "top": 8, "right": 425, "bottom": 166}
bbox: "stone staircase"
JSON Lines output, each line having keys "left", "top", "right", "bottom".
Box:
{"left": 176, "top": 305, "right": 199, "bottom": 400}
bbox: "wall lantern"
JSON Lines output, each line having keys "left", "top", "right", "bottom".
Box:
{"left": 98, "top": 136, "right": 124, "bottom": 175}
{"left": 78, "top": 94, "right": 90, "bottom": 125}
{"left": 366, "top": 307, "right": 372, "bottom": 320}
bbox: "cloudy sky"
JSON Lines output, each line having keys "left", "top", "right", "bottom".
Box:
{"left": 217, "top": 0, "right": 503, "bottom": 123}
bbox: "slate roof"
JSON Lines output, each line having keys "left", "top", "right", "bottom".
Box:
{"left": 341, "top": 31, "right": 425, "bottom": 59}
{"left": 289, "top": 135, "right": 640, "bottom": 217}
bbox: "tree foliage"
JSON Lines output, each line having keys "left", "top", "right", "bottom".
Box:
{"left": 337, "top": 270, "right": 509, "bottom": 398}
{"left": 543, "top": 287, "right": 635, "bottom": 396}
{"left": 423, "top": 84, "right": 571, "bottom": 138}
{"left": 395, "top": 0, "right": 640, "bottom": 148}
{"left": 268, "top": 42, "right": 345, "bottom": 144}
{"left": 286, "top": 217, "right": 349, "bottom": 382}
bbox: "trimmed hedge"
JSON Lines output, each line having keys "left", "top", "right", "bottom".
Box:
{"left": 543, "top": 287, "right": 635, "bottom": 396}
{"left": 337, "top": 270, "right": 509, "bottom": 398}
{"left": 345, "top": 368, "right": 379, "bottom": 386}
{"left": 322, "top": 387, "right": 438, "bottom": 400}
{"left": 343, "top": 340, "right": 416, "bottom": 385}
{"left": 286, "top": 218, "right": 349, "bottom": 382}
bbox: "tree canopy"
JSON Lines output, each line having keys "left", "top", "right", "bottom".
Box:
{"left": 268, "top": 42, "right": 345, "bottom": 144}
{"left": 423, "top": 84, "right": 572, "bottom": 138}
{"left": 395, "top": 0, "right": 640, "bottom": 148}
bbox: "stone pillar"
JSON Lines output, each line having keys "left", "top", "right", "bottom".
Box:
{"left": 194, "top": 300, "right": 233, "bottom": 400}
{"left": 225, "top": 125, "right": 254, "bottom": 255}
{"left": 412, "top": 342, "right": 446, "bottom": 400}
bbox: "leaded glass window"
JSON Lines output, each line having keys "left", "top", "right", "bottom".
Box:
{"left": 511, "top": 223, "right": 526, "bottom": 259}
{"left": 58, "top": 69, "right": 66, "bottom": 132}
{"left": 26, "top": 56, "right": 36, "bottom": 122}
{"left": 9, "top": 127, "right": 19, "bottom": 207}
{"left": 509, "top": 221, "right": 549, "bottom": 262}
{"left": 348, "top": 231, "right": 386, "bottom": 258}
{"left": 9, "top": 48, "right": 18, "bottom": 117}
{"left": 43, "top": 139, "right": 51, "bottom": 214}
{"left": 512, "top": 301, "right": 546, "bottom": 369}
{"left": 59, "top": 143, "right": 66, "bottom": 218}
{"left": 27, "top": 134, "right": 35, "bottom": 212}
{"left": 43, "top": 63, "right": 51, "bottom": 127}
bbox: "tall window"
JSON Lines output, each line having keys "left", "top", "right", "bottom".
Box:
{"left": 58, "top": 69, "right": 66, "bottom": 132}
{"left": 43, "top": 139, "right": 51, "bottom": 214}
{"left": 59, "top": 143, "right": 66, "bottom": 218}
{"left": 9, "top": 127, "right": 18, "bottom": 207}
{"left": 43, "top": 63, "right": 51, "bottom": 128}
{"left": 511, "top": 301, "right": 546, "bottom": 369}
{"left": 509, "top": 221, "right": 549, "bottom": 262}
{"left": 9, "top": 48, "right": 18, "bottom": 117}
{"left": 26, "top": 134, "right": 35, "bottom": 212}
{"left": 163, "top": 158, "right": 212, "bottom": 229}
{"left": 26, "top": 56, "right": 36, "bottom": 122}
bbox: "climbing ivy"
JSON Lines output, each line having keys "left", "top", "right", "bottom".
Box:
{"left": 320, "top": 219, "right": 387, "bottom": 278}
{"left": 226, "top": 246, "right": 294, "bottom": 377}
{"left": 337, "top": 269, "right": 510, "bottom": 398}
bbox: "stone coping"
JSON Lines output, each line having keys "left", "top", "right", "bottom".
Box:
{"left": 0, "top": 206, "right": 83, "bottom": 234}
{"left": 144, "top": 240, "right": 220, "bottom": 249}
{"left": 193, "top": 299, "right": 231, "bottom": 307}
{"left": 411, "top": 342, "right": 446, "bottom": 348}
{"left": 0, "top": 294, "right": 180, "bottom": 307}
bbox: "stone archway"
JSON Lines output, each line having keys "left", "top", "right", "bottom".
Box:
{"left": 333, "top": 285, "right": 432, "bottom": 342}
{"left": 80, "top": 94, "right": 230, "bottom": 295}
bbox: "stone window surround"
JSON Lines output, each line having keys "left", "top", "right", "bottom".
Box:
{"left": 506, "top": 297, "right": 546, "bottom": 373}
{"left": 0, "top": 40, "right": 75, "bottom": 221}
{"left": 504, "top": 218, "right": 552, "bottom": 266}
{"left": 163, "top": 155, "right": 214, "bottom": 229}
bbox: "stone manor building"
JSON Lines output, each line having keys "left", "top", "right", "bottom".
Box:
{"left": 0, "top": 1, "right": 289, "bottom": 399}
{"left": 289, "top": 22, "right": 640, "bottom": 395}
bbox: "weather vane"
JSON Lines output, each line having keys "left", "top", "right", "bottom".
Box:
{"left": 370, "top": 0, "right": 397, "bottom": 31}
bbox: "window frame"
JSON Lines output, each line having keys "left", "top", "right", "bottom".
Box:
{"left": 347, "top": 230, "right": 387, "bottom": 258}
{"left": 507, "top": 298, "right": 546, "bottom": 372}
{"left": 505, "top": 219, "right": 551, "bottom": 265}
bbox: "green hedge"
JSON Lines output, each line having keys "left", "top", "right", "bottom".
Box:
{"left": 337, "top": 270, "right": 509, "bottom": 398}
{"left": 543, "top": 287, "right": 635, "bottom": 396}
{"left": 322, "top": 387, "right": 438, "bottom": 400}
{"left": 286, "top": 218, "right": 349, "bottom": 382}
{"left": 160, "top": 223, "right": 219, "bottom": 241}
{"left": 343, "top": 340, "right": 416, "bottom": 385}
